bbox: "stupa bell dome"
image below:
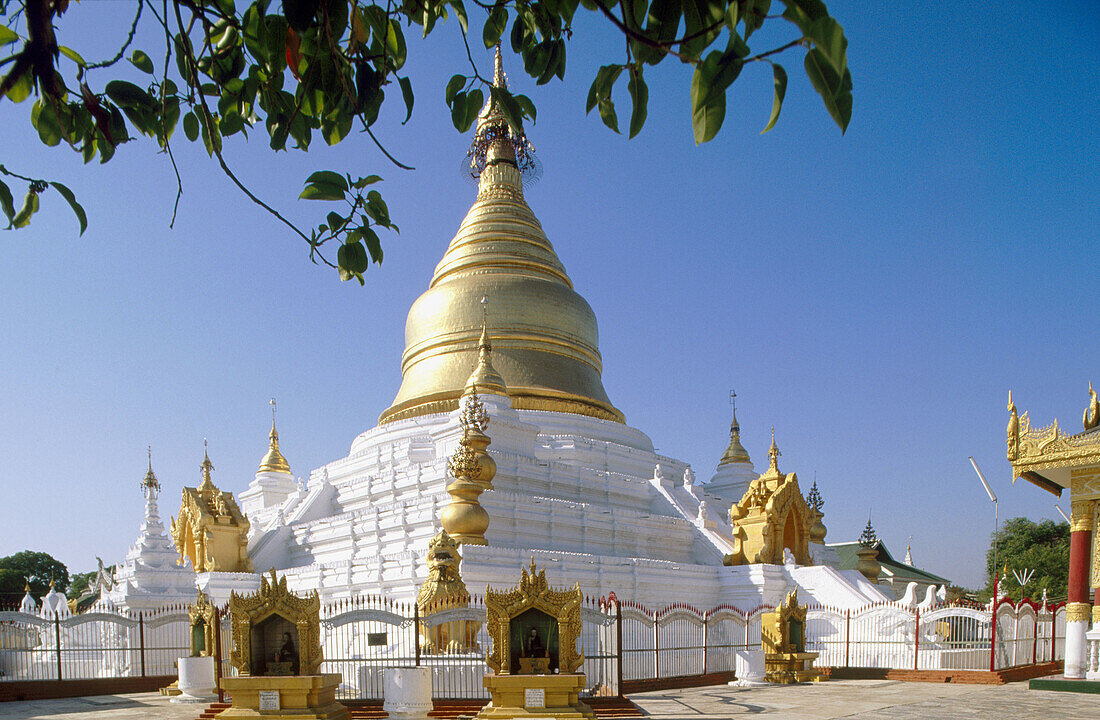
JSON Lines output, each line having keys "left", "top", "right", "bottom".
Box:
{"left": 380, "top": 49, "right": 622, "bottom": 425}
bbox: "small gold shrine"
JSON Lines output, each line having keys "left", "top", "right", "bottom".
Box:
{"left": 417, "top": 529, "right": 479, "bottom": 653}
{"left": 477, "top": 559, "right": 594, "bottom": 720}
{"left": 762, "top": 589, "right": 821, "bottom": 684}
{"left": 170, "top": 445, "right": 253, "bottom": 573}
{"left": 189, "top": 590, "right": 217, "bottom": 657}
{"left": 724, "top": 432, "right": 814, "bottom": 567}
{"left": 219, "top": 570, "right": 346, "bottom": 720}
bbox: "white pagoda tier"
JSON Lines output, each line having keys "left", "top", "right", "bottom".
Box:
{"left": 104, "top": 453, "right": 198, "bottom": 611}
{"left": 236, "top": 51, "right": 884, "bottom": 611}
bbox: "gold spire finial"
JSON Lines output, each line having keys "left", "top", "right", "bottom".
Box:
{"left": 718, "top": 390, "right": 751, "bottom": 466}
{"left": 463, "top": 297, "right": 508, "bottom": 398}
{"left": 767, "top": 427, "right": 780, "bottom": 473}
{"left": 493, "top": 43, "right": 506, "bottom": 89}
{"left": 142, "top": 445, "right": 161, "bottom": 494}
{"left": 24, "top": 579, "right": 30, "bottom": 592}
{"left": 199, "top": 440, "right": 215, "bottom": 490}
{"left": 259, "top": 399, "right": 292, "bottom": 474}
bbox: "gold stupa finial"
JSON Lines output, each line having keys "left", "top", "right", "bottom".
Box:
{"left": 258, "top": 398, "right": 292, "bottom": 474}
{"left": 199, "top": 440, "right": 215, "bottom": 490}
{"left": 141, "top": 445, "right": 161, "bottom": 495}
{"left": 441, "top": 390, "right": 496, "bottom": 545}
{"left": 493, "top": 43, "right": 506, "bottom": 89}
{"left": 718, "top": 390, "right": 751, "bottom": 466}
{"left": 24, "top": 579, "right": 30, "bottom": 592}
{"left": 767, "top": 427, "right": 780, "bottom": 473}
{"left": 1084, "top": 381, "right": 1099, "bottom": 431}
{"left": 463, "top": 297, "right": 508, "bottom": 399}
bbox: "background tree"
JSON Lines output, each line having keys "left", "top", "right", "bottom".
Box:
{"left": 984, "top": 517, "right": 1069, "bottom": 603}
{"left": 0, "top": 0, "right": 851, "bottom": 282}
{"left": 0, "top": 550, "right": 69, "bottom": 605}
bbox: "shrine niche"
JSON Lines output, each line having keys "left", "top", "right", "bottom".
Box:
{"left": 724, "top": 433, "right": 813, "bottom": 567}
{"left": 170, "top": 446, "right": 253, "bottom": 573}
{"left": 416, "top": 530, "right": 480, "bottom": 653}
{"left": 476, "top": 559, "right": 594, "bottom": 720}
{"left": 761, "top": 589, "right": 821, "bottom": 684}
{"left": 227, "top": 569, "right": 322, "bottom": 677}
{"left": 189, "top": 590, "right": 217, "bottom": 657}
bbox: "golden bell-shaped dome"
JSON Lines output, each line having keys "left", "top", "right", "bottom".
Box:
{"left": 379, "top": 53, "right": 622, "bottom": 425}
{"left": 258, "top": 421, "right": 291, "bottom": 475}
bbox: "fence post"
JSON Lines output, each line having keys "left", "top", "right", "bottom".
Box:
{"left": 615, "top": 601, "right": 624, "bottom": 698}
{"left": 652, "top": 609, "right": 659, "bottom": 681}
{"left": 988, "top": 596, "right": 998, "bottom": 672}
{"left": 414, "top": 603, "right": 421, "bottom": 667}
{"left": 214, "top": 606, "right": 224, "bottom": 703}
{"left": 1032, "top": 612, "right": 1038, "bottom": 665}
{"left": 54, "top": 611, "right": 62, "bottom": 681}
{"left": 139, "top": 612, "right": 147, "bottom": 678}
{"left": 913, "top": 607, "right": 920, "bottom": 671}
{"left": 702, "top": 611, "right": 708, "bottom": 676}
{"left": 1051, "top": 610, "right": 1056, "bottom": 663}
{"left": 844, "top": 609, "right": 851, "bottom": 668}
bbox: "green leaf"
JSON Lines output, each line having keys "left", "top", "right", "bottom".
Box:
{"left": 483, "top": 6, "right": 508, "bottom": 49}
{"left": 31, "top": 100, "right": 62, "bottom": 146}
{"left": 305, "top": 170, "right": 349, "bottom": 192}
{"left": 327, "top": 211, "right": 346, "bottom": 232}
{"left": 761, "top": 63, "right": 787, "bottom": 133}
{"left": 449, "top": 0, "right": 469, "bottom": 33}
{"left": 691, "top": 52, "right": 731, "bottom": 144}
{"left": 183, "top": 111, "right": 200, "bottom": 142}
{"left": 804, "top": 47, "right": 852, "bottom": 133}
{"left": 11, "top": 190, "right": 39, "bottom": 229}
{"left": 351, "top": 175, "right": 383, "bottom": 189}
{"left": 807, "top": 16, "right": 847, "bottom": 76}
{"left": 490, "top": 86, "right": 523, "bottom": 135}
{"left": 450, "top": 91, "right": 468, "bottom": 131}
{"left": 586, "top": 65, "right": 623, "bottom": 114}
{"left": 105, "top": 80, "right": 156, "bottom": 110}
{"left": 597, "top": 98, "right": 619, "bottom": 133}
{"left": 364, "top": 190, "right": 391, "bottom": 226}
{"left": 59, "top": 46, "right": 86, "bottom": 68}
{"left": 6, "top": 70, "right": 32, "bottom": 104}
{"left": 300, "top": 184, "right": 347, "bottom": 201}
{"left": 779, "top": 0, "right": 827, "bottom": 33}
{"left": 0, "top": 26, "right": 18, "bottom": 47}
{"left": 49, "top": 182, "right": 87, "bottom": 236}
{"left": 398, "top": 76, "right": 414, "bottom": 124}
{"left": 627, "top": 70, "right": 648, "bottom": 139}
{"left": 515, "top": 94, "right": 536, "bottom": 123}
{"left": 445, "top": 74, "right": 465, "bottom": 104}
{"left": 0, "top": 179, "right": 15, "bottom": 221}
{"left": 129, "top": 50, "right": 155, "bottom": 74}
{"left": 337, "top": 241, "right": 369, "bottom": 284}
{"left": 363, "top": 227, "right": 383, "bottom": 263}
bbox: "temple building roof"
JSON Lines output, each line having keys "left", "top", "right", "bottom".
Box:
{"left": 379, "top": 48, "right": 622, "bottom": 425}
{"left": 1007, "top": 386, "right": 1100, "bottom": 496}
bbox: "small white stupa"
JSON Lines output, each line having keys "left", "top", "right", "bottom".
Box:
{"left": 19, "top": 582, "right": 37, "bottom": 614}
{"left": 105, "top": 449, "right": 197, "bottom": 611}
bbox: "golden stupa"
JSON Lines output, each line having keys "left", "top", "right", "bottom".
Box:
{"left": 380, "top": 49, "right": 623, "bottom": 425}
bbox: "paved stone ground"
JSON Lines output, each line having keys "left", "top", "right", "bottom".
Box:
{"left": 0, "top": 680, "right": 1093, "bottom": 720}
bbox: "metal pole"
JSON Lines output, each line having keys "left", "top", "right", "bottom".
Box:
{"left": 139, "top": 613, "right": 146, "bottom": 677}
{"left": 414, "top": 603, "right": 421, "bottom": 667}
{"left": 615, "top": 601, "right": 624, "bottom": 698}
{"left": 989, "top": 574, "right": 999, "bottom": 673}
{"left": 54, "top": 611, "right": 62, "bottom": 681}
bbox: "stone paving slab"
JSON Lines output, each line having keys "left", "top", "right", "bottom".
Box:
{"left": 0, "top": 679, "right": 1093, "bottom": 720}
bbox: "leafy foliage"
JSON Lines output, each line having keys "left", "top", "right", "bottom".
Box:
{"left": 0, "top": 0, "right": 851, "bottom": 280}
{"left": 984, "top": 517, "right": 1069, "bottom": 603}
{"left": 0, "top": 550, "right": 69, "bottom": 605}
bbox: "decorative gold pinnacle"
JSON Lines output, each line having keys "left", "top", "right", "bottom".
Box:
{"left": 441, "top": 390, "right": 496, "bottom": 546}
{"left": 1084, "top": 381, "right": 1099, "bottom": 431}
{"left": 767, "top": 428, "right": 781, "bottom": 474}
{"left": 258, "top": 399, "right": 292, "bottom": 475}
{"left": 141, "top": 445, "right": 161, "bottom": 495}
{"left": 718, "top": 390, "right": 751, "bottom": 466}
{"left": 199, "top": 440, "right": 215, "bottom": 491}
{"left": 463, "top": 298, "right": 508, "bottom": 398}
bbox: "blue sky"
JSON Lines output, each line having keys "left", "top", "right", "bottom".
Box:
{"left": 0, "top": 1, "right": 1096, "bottom": 592}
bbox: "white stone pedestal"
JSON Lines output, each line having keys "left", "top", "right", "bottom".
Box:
{"left": 731, "top": 648, "right": 767, "bottom": 687}
{"left": 383, "top": 666, "right": 432, "bottom": 719}
{"left": 171, "top": 656, "right": 216, "bottom": 703}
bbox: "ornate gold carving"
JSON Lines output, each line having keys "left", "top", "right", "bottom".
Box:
{"left": 441, "top": 390, "right": 497, "bottom": 546}
{"left": 228, "top": 569, "right": 322, "bottom": 676}
{"left": 170, "top": 446, "right": 252, "bottom": 573}
{"left": 1006, "top": 391, "right": 1100, "bottom": 478}
{"left": 417, "top": 530, "right": 479, "bottom": 653}
{"left": 1071, "top": 499, "right": 1094, "bottom": 533}
{"left": 762, "top": 589, "right": 820, "bottom": 683}
{"left": 1066, "top": 602, "right": 1092, "bottom": 624}
{"left": 1093, "top": 605, "right": 1100, "bottom": 625}
{"left": 724, "top": 433, "right": 813, "bottom": 566}
{"left": 484, "top": 559, "right": 583, "bottom": 675}
{"left": 189, "top": 591, "right": 217, "bottom": 657}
